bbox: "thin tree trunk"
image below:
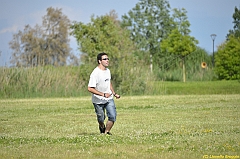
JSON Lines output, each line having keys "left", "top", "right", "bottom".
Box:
{"left": 182, "top": 58, "right": 186, "bottom": 82}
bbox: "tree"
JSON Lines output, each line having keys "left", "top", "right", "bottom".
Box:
{"left": 9, "top": 25, "right": 45, "bottom": 67}
{"left": 42, "top": 7, "right": 71, "bottom": 66}
{"left": 161, "top": 8, "right": 198, "bottom": 82}
{"left": 121, "top": 0, "right": 173, "bottom": 72}
{"left": 215, "top": 36, "right": 240, "bottom": 80}
{"left": 70, "top": 11, "right": 138, "bottom": 66}
{"left": 227, "top": 6, "right": 240, "bottom": 39}
{"left": 9, "top": 7, "right": 72, "bottom": 67}
{"left": 70, "top": 11, "right": 147, "bottom": 94}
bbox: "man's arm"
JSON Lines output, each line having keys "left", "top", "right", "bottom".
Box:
{"left": 88, "top": 87, "right": 112, "bottom": 98}
{"left": 88, "top": 87, "right": 104, "bottom": 96}
{"left": 110, "top": 83, "right": 120, "bottom": 99}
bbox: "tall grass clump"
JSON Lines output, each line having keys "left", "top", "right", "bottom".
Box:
{"left": 1, "top": 66, "right": 239, "bottom": 98}
{"left": 0, "top": 66, "right": 88, "bottom": 98}
{"left": 155, "top": 47, "right": 215, "bottom": 82}
{"left": 0, "top": 64, "right": 152, "bottom": 98}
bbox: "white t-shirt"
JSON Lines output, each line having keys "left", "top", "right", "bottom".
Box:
{"left": 88, "top": 67, "right": 113, "bottom": 104}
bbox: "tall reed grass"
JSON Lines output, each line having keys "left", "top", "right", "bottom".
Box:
{"left": 0, "top": 66, "right": 239, "bottom": 99}
{"left": 0, "top": 66, "right": 88, "bottom": 98}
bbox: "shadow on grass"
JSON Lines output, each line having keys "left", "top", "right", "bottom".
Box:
{"left": 77, "top": 132, "right": 98, "bottom": 136}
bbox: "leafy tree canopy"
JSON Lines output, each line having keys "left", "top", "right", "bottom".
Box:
{"left": 160, "top": 8, "right": 198, "bottom": 82}
{"left": 121, "top": 0, "right": 173, "bottom": 54}
{"left": 161, "top": 8, "right": 198, "bottom": 56}
{"left": 70, "top": 11, "right": 149, "bottom": 94}
{"left": 161, "top": 29, "right": 197, "bottom": 57}
{"left": 70, "top": 11, "right": 138, "bottom": 66}
{"left": 215, "top": 35, "right": 240, "bottom": 80}
{"left": 9, "top": 7, "right": 73, "bottom": 67}
{"left": 227, "top": 6, "right": 240, "bottom": 39}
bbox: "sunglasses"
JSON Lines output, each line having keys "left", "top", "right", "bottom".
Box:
{"left": 102, "top": 58, "right": 109, "bottom": 61}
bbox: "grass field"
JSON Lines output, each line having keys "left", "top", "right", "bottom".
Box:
{"left": 0, "top": 95, "right": 240, "bottom": 159}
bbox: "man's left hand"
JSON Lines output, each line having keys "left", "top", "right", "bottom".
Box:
{"left": 115, "top": 94, "right": 120, "bottom": 99}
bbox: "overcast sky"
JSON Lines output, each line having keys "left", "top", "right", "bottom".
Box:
{"left": 0, "top": 0, "right": 239, "bottom": 66}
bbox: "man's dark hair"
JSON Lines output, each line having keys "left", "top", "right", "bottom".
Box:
{"left": 97, "top": 52, "right": 108, "bottom": 64}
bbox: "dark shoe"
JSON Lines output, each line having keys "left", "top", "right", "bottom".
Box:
{"left": 106, "top": 132, "right": 112, "bottom": 135}
{"left": 99, "top": 126, "right": 106, "bottom": 134}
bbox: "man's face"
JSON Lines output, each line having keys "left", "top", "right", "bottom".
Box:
{"left": 100, "top": 55, "right": 109, "bottom": 67}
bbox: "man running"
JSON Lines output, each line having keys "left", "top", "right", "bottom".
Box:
{"left": 88, "top": 52, "right": 120, "bottom": 135}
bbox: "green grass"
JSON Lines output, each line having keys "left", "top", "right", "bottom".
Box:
{"left": 0, "top": 95, "right": 240, "bottom": 159}
{"left": 148, "top": 80, "right": 240, "bottom": 95}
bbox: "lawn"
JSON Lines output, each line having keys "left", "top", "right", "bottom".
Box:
{"left": 0, "top": 95, "right": 240, "bottom": 159}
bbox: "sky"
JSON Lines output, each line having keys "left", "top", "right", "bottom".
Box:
{"left": 0, "top": 0, "right": 239, "bottom": 66}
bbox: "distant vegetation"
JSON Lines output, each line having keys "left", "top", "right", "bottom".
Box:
{"left": 0, "top": 66, "right": 239, "bottom": 99}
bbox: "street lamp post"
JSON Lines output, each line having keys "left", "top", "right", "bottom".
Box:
{"left": 210, "top": 34, "right": 217, "bottom": 67}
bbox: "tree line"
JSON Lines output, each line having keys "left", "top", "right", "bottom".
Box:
{"left": 7, "top": 0, "right": 240, "bottom": 81}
